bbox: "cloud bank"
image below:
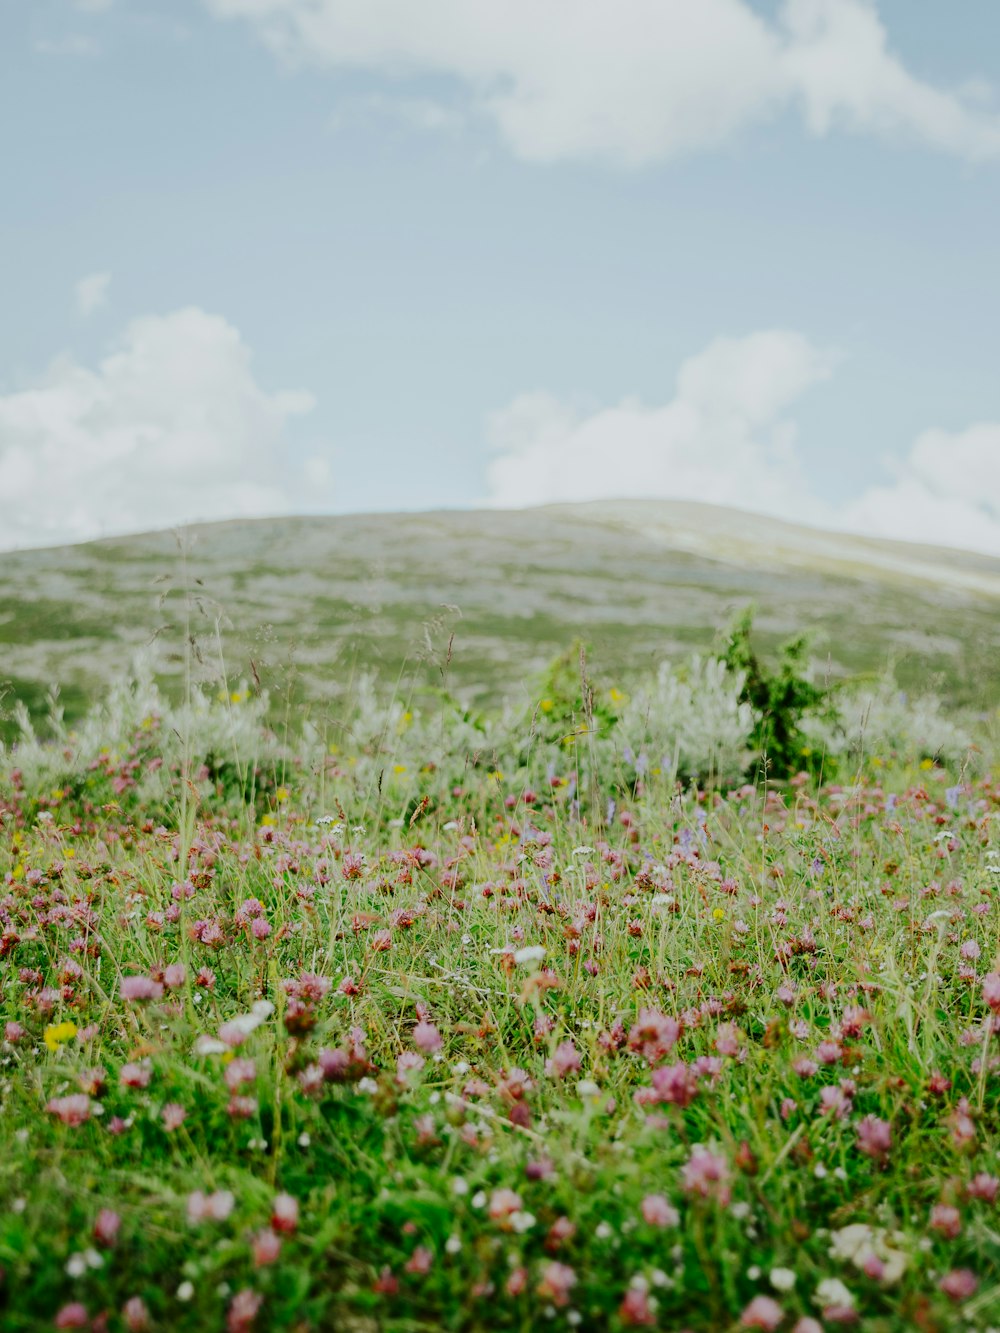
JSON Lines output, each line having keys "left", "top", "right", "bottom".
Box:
{"left": 0, "top": 307, "right": 325, "bottom": 550}
{"left": 486, "top": 330, "right": 1000, "bottom": 557}
{"left": 204, "top": 0, "right": 1000, "bottom": 165}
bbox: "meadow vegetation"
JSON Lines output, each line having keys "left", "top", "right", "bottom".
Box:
{"left": 1, "top": 620, "right": 999, "bottom": 1331}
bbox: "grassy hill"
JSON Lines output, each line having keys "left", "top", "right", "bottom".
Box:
{"left": 3, "top": 499, "right": 1000, "bottom": 735}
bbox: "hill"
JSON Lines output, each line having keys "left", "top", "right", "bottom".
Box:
{"left": 2, "top": 500, "right": 999, "bottom": 731}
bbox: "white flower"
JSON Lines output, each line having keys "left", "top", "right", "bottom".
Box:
{"left": 194, "top": 1035, "right": 227, "bottom": 1056}
{"left": 511, "top": 1211, "right": 536, "bottom": 1233}
{"left": 829, "top": 1224, "right": 907, "bottom": 1286}
{"left": 65, "top": 1253, "right": 87, "bottom": 1278}
{"left": 471, "top": 1191, "right": 487, "bottom": 1209}
{"left": 770, "top": 1268, "right": 796, "bottom": 1292}
{"left": 514, "top": 945, "right": 546, "bottom": 966}
{"left": 577, "top": 1079, "right": 601, "bottom": 1101}
{"left": 572, "top": 847, "right": 594, "bottom": 856}
{"left": 451, "top": 1178, "right": 469, "bottom": 1196}
{"left": 177, "top": 1282, "right": 195, "bottom": 1302}
{"left": 816, "top": 1276, "right": 855, "bottom": 1309}
{"left": 595, "top": 1221, "right": 613, "bottom": 1240}
{"left": 357, "top": 1077, "right": 378, "bottom": 1095}
{"left": 445, "top": 1235, "right": 462, "bottom": 1254}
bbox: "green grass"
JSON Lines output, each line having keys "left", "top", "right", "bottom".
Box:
{"left": 1, "top": 662, "right": 1000, "bottom": 1331}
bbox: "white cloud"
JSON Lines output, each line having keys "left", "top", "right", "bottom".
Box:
{"left": 487, "top": 333, "right": 1000, "bottom": 558}
{"left": 75, "top": 271, "right": 111, "bottom": 318}
{"left": 204, "top": 0, "right": 1000, "bottom": 165}
{"left": 843, "top": 424, "right": 1000, "bottom": 555}
{"left": 0, "top": 307, "right": 327, "bottom": 550}
{"left": 487, "top": 330, "right": 836, "bottom": 520}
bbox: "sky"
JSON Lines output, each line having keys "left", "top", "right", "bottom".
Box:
{"left": 2, "top": 0, "right": 1000, "bottom": 553}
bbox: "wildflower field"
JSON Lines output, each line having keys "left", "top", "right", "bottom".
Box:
{"left": 2, "top": 633, "right": 1000, "bottom": 1332}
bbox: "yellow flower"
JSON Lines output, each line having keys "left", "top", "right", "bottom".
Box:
{"left": 489, "top": 770, "right": 504, "bottom": 783}
{"left": 712, "top": 907, "right": 726, "bottom": 921}
{"left": 540, "top": 698, "right": 553, "bottom": 713}
{"left": 920, "top": 758, "right": 934, "bottom": 771}
{"left": 609, "top": 687, "right": 624, "bottom": 704}
{"left": 50, "top": 788, "right": 65, "bottom": 803}
{"left": 276, "top": 786, "right": 289, "bottom": 803}
{"left": 65, "top": 848, "right": 75, "bottom": 859}
{"left": 44, "top": 1020, "right": 77, "bottom": 1053}
{"left": 230, "top": 691, "right": 246, "bottom": 704}
{"left": 260, "top": 812, "right": 276, "bottom": 827}
{"left": 393, "top": 764, "right": 407, "bottom": 775}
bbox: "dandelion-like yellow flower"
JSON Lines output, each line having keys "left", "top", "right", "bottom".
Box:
{"left": 712, "top": 907, "right": 726, "bottom": 921}
{"left": 276, "top": 786, "right": 289, "bottom": 803}
{"left": 44, "top": 1020, "right": 78, "bottom": 1053}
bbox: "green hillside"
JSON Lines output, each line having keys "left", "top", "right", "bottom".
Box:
{"left": 2, "top": 500, "right": 999, "bottom": 735}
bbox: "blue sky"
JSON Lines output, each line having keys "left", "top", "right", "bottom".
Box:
{"left": 3, "top": 0, "right": 1000, "bottom": 550}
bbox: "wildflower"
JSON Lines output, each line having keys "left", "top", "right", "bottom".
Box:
{"left": 413, "top": 1021, "right": 443, "bottom": 1052}
{"left": 122, "top": 1296, "right": 150, "bottom": 1331}
{"left": 628, "top": 1008, "right": 680, "bottom": 1064}
{"left": 271, "top": 1193, "right": 298, "bottom": 1234}
{"left": 816, "top": 1276, "right": 855, "bottom": 1316}
{"left": 741, "top": 1295, "right": 783, "bottom": 1330}
{"left": 219, "top": 1001, "right": 274, "bottom": 1048}
{"left": 54, "top": 1305, "right": 89, "bottom": 1329}
{"left": 619, "top": 1287, "right": 656, "bottom": 1326}
{"left": 855, "top": 1115, "right": 891, "bottom": 1162}
{"left": 44, "top": 1020, "right": 78, "bottom": 1053}
{"left": 226, "top": 1289, "right": 262, "bottom": 1333}
{"left": 513, "top": 945, "right": 546, "bottom": 966}
{"left": 770, "top": 1268, "right": 796, "bottom": 1292}
{"left": 939, "top": 1269, "right": 979, "bottom": 1302}
{"left": 93, "top": 1209, "right": 120, "bottom": 1247}
{"left": 982, "top": 972, "right": 1000, "bottom": 1013}
{"left": 188, "top": 1189, "right": 235, "bottom": 1224}
{"left": 373, "top": 1267, "right": 399, "bottom": 1295}
{"left": 819, "top": 1085, "right": 852, "bottom": 1119}
{"left": 161, "top": 1103, "right": 186, "bottom": 1131}
{"left": 967, "top": 1171, "right": 999, "bottom": 1202}
{"left": 488, "top": 1188, "right": 523, "bottom": 1224}
{"left": 46, "top": 1094, "right": 92, "bottom": 1127}
{"left": 828, "top": 1225, "right": 907, "bottom": 1285}
{"left": 225, "top": 1058, "right": 257, "bottom": 1091}
{"left": 641, "top": 1061, "right": 698, "bottom": 1108}
{"left": 120, "top": 976, "right": 163, "bottom": 1003}
{"left": 405, "top": 1246, "right": 434, "bottom": 1275}
{"left": 681, "top": 1146, "right": 731, "bottom": 1205}
{"left": 929, "top": 1203, "right": 962, "bottom": 1238}
{"left": 641, "top": 1194, "right": 679, "bottom": 1228}
{"left": 537, "top": 1261, "right": 577, "bottom": 1307}
{"left": 243, "top": 1226, "right": 277, "bottom": 1271}
{"left": 120, "top": 1062, "right": 152, "bottom": 1089}
{"left": 545, "top": 1040, "right": 581, "bottom": 1079}
{"left": 164, "top": 963, "right": 186, "bottom": 988}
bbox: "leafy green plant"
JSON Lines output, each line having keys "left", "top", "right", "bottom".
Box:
{"left": 722, "top": 607, "right": 838, "bottom": 780}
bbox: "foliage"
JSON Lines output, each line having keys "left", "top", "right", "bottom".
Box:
{"left": 722, "top": 608, "right": 838, "bottom": 781}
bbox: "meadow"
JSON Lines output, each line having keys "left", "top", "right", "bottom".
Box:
{"left": 1, "top": 619, "right": 999, "bottom": 1331}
